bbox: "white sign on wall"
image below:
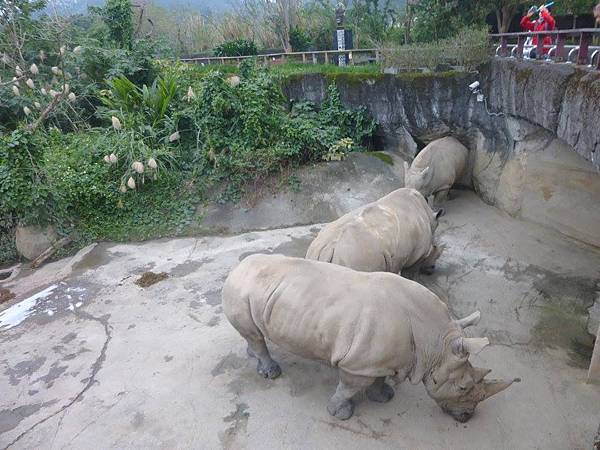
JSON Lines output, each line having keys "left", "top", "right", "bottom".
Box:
{"left": 336, "top": 29, "right": 346, "bottom": 66}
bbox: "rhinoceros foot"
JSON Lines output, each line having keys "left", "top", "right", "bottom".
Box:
{"left": 327, "top": 398, "right": 354, "bottom": 420}
{"left": 366, "top": 379, "right": 395, "bottom": 403}
{"left": 257, "top": 360, "right": 282, "bottom": 379}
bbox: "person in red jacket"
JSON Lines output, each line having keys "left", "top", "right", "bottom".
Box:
{"left": 520, "top": 5, "right": 556, "bottom": 58}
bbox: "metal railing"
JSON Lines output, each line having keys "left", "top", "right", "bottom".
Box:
{"left": 181, "top": 48, "right": 381, "bottom": 66}
{"left": 491, "top": 28, "right": 600, "bottom": 70}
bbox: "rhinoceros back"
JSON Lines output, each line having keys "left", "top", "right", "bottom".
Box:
{"left": 306, "top": 188, "right": 435, "bottom": 272}
{"left": 223, "top": 254, "right": 445, "bottom": 377}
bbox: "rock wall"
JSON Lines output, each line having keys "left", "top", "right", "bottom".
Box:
{"left": 282, "top": 60, "right": 600, "bottom": 247}
{"left": 486, "top": 59, "right": 600, "bottom": 168}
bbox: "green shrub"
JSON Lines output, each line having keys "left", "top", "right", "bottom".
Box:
{"left": 213, "top": 39, "right": 258, "bottom": 57}
{"left": 42, "top": 131, "right": 197, "bottom": 242}
{"left": 181, "top": 63, "right": 377, "bottom": 187}
{"left": 290, "top": 27, "right": 312, "bottom": 52}
{"left": 0, "top": 129, "right": 54, "bottom": 227}
{"left": 382, "top": 26, "right": 491, "bottom": 71}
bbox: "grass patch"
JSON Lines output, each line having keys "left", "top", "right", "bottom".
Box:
{"left": 366, "top": 151, "right": 394, "bottom": 165}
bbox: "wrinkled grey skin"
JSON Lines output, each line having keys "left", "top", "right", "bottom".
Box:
{"left": 404, "top": 136, "right": 468, "bottom": 205}
{"left": 306, "top": 188, "right": 444, "bottom": 276}
{"left": 222, "top": 254, "right": 519, "bottom": 422}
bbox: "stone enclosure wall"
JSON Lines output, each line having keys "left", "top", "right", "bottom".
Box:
{"left": 282, "top": 59, "right": 600, "bottom": 247}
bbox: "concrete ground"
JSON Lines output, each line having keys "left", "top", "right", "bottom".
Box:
{"left": 1, "top": 191, "right": 599, "bottom": 450}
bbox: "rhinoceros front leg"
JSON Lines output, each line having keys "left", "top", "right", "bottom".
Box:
{"left": 433, "top": 189, "right": 450, "bottom": 206}
{"left": 327, "top": 370, "right": 375, "bottom": 420}
{"left": 246, "top": 338, "right": 282, "bottom": 380}
{"left": 366, "top": 377, "right": 395, "bottom": 403}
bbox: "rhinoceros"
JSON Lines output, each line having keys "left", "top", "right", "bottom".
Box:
{"left": 222, "top": 254, "right": 519, "bottom": 422}
{"left": 404, "top": 136, "right": 468, "bottom": 205}
{"left": 305, "top": 187, "right": 443, "bottom": 276}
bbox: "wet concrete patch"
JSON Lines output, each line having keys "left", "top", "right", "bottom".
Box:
{"left": 207, "top": 316, "right": 221, "bottom": 327}
{"left": 204, "top": 289, "right": 222, "bottom": 306}
{"left": 33, "top": 361, "right": 68, "bottom": 388}
{"left": 212, "top": 352, "right": 248, "bottom": 377}
{"left": 220, "top": 403, "right": 250, "bottom": 450}
{"left": 131, "top": 411, "right": 145, "bottom": 428}
{"left": 170, "top": 258, "right": 215, "bottom": 278}
{"left": 238, "top": 235, "right": 314, "bottom": 262}
{"left": 269, "top": 235, "right": 315, "bottom": 258}
{"left": 61, "top": 332, "right": 77, "bottom": 344}
{"left": 3, "top": 356, "right": 47, "bottom": 386}
{"left": 70, "top": 245, "right": 118, "bottom": 273}
{"left": 523, "top": 266, "right": 598, "bottom": 367}
{"left": 0, "top": 400, "right": 58, "bottom": 433}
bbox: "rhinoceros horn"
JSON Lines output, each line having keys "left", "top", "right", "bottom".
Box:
{"left": 472, "top": 366, "right": 492, "bottom": 383}
{"left": 456, "top": 311, "right": 481, "bottom": 328}
{"left": 479, "top": 378, "right": 521, "bottom": 401}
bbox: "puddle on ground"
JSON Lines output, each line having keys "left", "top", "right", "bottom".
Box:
{"left": 527, "top": 267, "right": 598, "bottom": 368}
{"left": 0, "top": 282, "right": 95, "bottom": 332}
{"left": 239, "top": 235, "right": 316, "bottom": 262}
{"left": 135, "top": 272, "right": 168, "bottom": 288}
{"left": 70, "top": 244, "right": 126, "bottom": 273}
{"left": 170, "top": 257, "right": 214, "bottom": 277}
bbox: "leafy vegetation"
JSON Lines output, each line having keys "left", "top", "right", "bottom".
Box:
{"left": 213, "top": 39, "right": 258, "bottom": 57}
{"left": 382, "top": 26, "right": 491, "bottom": 71}
{"left": 0, "top": 0, "right": 377, "bottom": 265}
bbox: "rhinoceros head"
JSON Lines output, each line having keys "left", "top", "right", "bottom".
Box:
{"left": 423, "top": 311, "right": 520, "bottom": 423}
{"left": 404, "top": 162, "right": 434, "bottom": 195}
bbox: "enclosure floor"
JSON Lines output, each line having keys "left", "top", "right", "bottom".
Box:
{"left": 1, "top": 191, "right": 599, "bottom": 450}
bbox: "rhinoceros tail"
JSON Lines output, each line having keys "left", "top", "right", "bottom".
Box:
{"left": 306, "top": 237, "right": 336, "bottom": 263}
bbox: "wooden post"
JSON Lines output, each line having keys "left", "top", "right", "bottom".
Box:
{"left": 555, "top": 33, "right": 565, "bottom": 62}
{"left": 500, "top": 35, "right": 508, "bottom": 57}
{"left": 302, "top": 53, "right": 306, "bottom": 63}
{"left": 516, "top": 35, "right": 524, "bottom": 59}
{"left": 577, "top": 32, "right": 591, "bottom": 65}
{"left": 263, "top": 55, "right": 268, "bottom": 64}
{"left": 536, "top": 33, "right": 544, "bottom": 59}
{"left": 349, "top": 51, "right": 354, "bottom": 65}
{"left": 375, "top": 50, "right": 380, "bottom": 63}
{"left": 324, "top": 52, "right": 329, "bottom": 64}
{"left": 312, "top": 53, "right": 317, "bottom": 64}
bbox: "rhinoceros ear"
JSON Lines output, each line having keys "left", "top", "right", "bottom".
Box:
{"left": 456, "top": 311, "right": 481, "bottom": 328}
{"left": 418, "top": 166, "right": 432, "bottom": 182}
{"left": 451, "top": 337, "right": 489, "bottom": 355}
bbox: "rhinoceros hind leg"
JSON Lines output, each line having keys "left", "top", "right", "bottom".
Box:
{"left": 366, "top": 377, "right": 395, "bottom": 403}
{"left": 246, "top": 338, "right": 281, "bottom": 379}
{"left": 327, "top": 371, "right": 375, "bottom": 420}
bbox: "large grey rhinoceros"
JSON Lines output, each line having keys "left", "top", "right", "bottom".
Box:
{"left": 305, "top": 187, "right": 443, "bottom": 275}
{"left": 404, "top": 136, "right": 468, "bottom": 205}
{"left": 222, "top": 254, "right": 519, "bottom": 422}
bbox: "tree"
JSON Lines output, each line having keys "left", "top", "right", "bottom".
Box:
{"left": 91, "top": 0, "right": 134, "bottom": 49}
{"left": 555, "top": 0, "right": 595, "bottom": 28}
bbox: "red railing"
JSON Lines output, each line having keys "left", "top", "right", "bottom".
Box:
{"left": 491, "top": 28, "right": 600, "bottom": 70}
